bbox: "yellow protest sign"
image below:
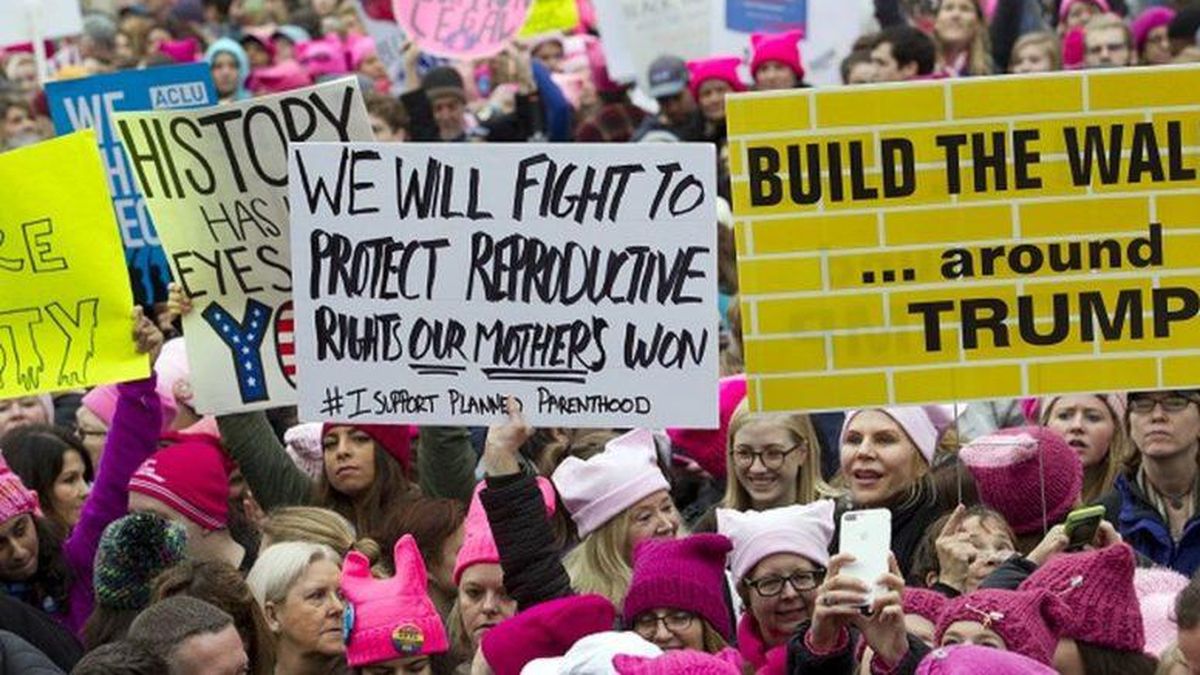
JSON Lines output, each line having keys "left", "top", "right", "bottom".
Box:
{"left": 0, "top": 131, "right": 146, "bottom": 398}
{"left": 728, "top": 65, "right": 1200, "bottom": 412}
{"left": 519, "top": 0, "right": 580, "bottom": 38}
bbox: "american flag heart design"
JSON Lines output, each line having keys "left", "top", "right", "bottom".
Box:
{"left": 275, "top": 300, "right": 296, "bottom": 387}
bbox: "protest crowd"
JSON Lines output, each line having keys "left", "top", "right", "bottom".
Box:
{"left": 6, "top": 0, "right": 1200, "bottom": 674}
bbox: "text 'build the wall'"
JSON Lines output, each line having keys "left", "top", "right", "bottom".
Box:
{"left": 288, "top": 143, "right": 719, "bottom": 428}
{"left": 729, "top": 65, "right": 1200, "bottom": 412}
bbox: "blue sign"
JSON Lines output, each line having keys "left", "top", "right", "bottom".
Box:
{"left": 726, "top": 0, "right": 807, "bottom": 34}
{"left": 46, "top": 63, "right": 217, "bottom": 307}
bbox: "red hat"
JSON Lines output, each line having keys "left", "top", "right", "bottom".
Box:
{"left": 1018, "top": 544, "right": 1144, "bottom": 652}
{"left": 454, "top": 477, "right": 556, "bottom": 585}
{"left": 623, "top": 534, "right": 734, "bottom": 641}
{"left": 614, "top": 647, "right": 743, "bottom": 674}
{"left": 665, "top": 375, "right": 745, "bottom": 479}
{"left": 128, "top": 434, "right": 230, "bottom": 531}
{"left": 935, "top": 589, "right": 1065, "bottom": 665}
{"left": 481, "top": 594, "right": 617, "bottom": 675}
{"left": 750, "top": 30, "right": 805, "bottom": 80}
{"left": 321, "top": 423, "right": 414, "bottom": 476}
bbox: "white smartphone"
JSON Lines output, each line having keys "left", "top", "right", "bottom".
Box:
{"left": 838, "top": 509, "right": 892, "bottom": 608}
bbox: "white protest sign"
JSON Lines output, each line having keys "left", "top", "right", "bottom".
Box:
{"left": 592, "top": 0, "right": 714, "bottom": 87}
{"left": 113, "top": 79, "right": 373, "bottom": 415}
{"left": 0, "top": 0, "right": 84, "bottom": 47}
{"left": 288, "top": 143, "right": 719, "bottom": 428}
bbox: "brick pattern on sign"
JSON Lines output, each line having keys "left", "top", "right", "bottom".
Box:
{"left": 728, "top": 66, "right": 1200, "bottom": 412}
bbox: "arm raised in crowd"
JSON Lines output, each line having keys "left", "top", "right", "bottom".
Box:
{"left": 479, "top": 398, "right": 573, "bottom": 609}
{"left": 417, "top": 425, "right": 477, "bottom": 504}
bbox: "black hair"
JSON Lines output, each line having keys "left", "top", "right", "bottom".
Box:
{"left": 878, "top": 25, "right": 938, "bottom": 75}
{"left": 1175, "top": 577, "right": 1200, "bottom": 630}
{"left": 1, "top": 424, "right": 94, "bottom": 533}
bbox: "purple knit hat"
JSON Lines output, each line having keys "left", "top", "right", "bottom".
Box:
{"left": 1018, "top": 544, "right": 1143, "bottom": 652}
{"left": 959, "top": 426, "right": 1082, "bottom": 535}
{"left": 614, "top": 647, "right": 743, "bottom": 674}
{"left": 841, "top": 407, "right": 939, "bottom": 465}
{"left": 917, "top": 645, "right": 1056, "bottom": 675}
{"left": 623, "top": 534, "right": 734, "bottom": 641}
{"left": 935, "top": 589, "right": 1065, "bottom": 665}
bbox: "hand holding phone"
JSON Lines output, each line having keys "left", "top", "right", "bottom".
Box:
{"left": 1064, "top": 505, "right": 1105, "bottom": 551}
{"left": 838, "top": 509, "right": 892, "bottom": 607}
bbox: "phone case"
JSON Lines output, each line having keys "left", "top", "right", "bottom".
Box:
{"left": 839, "top": 509, "right": 892, "bottom": 606}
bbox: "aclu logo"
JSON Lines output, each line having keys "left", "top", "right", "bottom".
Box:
{"left": 149, "top": 82, "right": 210, "bottom": 109}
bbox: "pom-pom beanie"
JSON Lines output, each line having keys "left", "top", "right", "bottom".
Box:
{"left": 94, "top": 512, "right": 187, "bottom": 610}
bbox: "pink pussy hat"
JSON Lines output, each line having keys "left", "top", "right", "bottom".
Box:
{"left": 552, "top": 428, "right": 669, "bottom": 538}
{"left": 685, "top": 56, "right": 746, "bottom": 100}
{"left": 717, "top": 500, "right": 834, "bottom": 582}
{"left": 934, "top": 589, "right": 1065, "bottom": 665}
{"left": 614, "top": 647, "right": 743, "bottom": 674}
{"left": 917, "top": 644, "right": 1056, "bottom": 675}
{"left": 341, "top": 534, "right": 448, "bottom": 666}
{"left": 623, "top": 534, "right": 734, "bottom": 641}
{"left": 750, "top": 30, "right": 805, "bottom": 80}
{"left": 455, "top": 477, "right": 556, "bottom": 585}
{"left": 0, "top": 454, "right": 39, "bottom": 523}
{"left": 1134, "top": 566, "right": 1189, "bottom": 656}
{"left": 82, "top": 374, "right": 178, "bottom": 433}
{"left": 481, "top": 594, "right": 617, "bottom": 675}
{"left": 841, "top": 407, "right": 939, "bottom": 465}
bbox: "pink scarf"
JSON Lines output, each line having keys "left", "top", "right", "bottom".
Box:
{"left": 737, "top": 613, "right": 789, "bottom": 672}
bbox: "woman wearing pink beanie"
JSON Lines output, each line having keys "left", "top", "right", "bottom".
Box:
{"left": 840, "top": 407, "right": 948, "bottom": 577}
{"left": 341, "top": 534, "right": 448, "bottom": 673}
{"left": 1027, "top": 394, "right": 1128, "bottom": 505}
{"left": 749, "top": 30, "right": 805, "bottom": 90}
{"left": 935, "top": 589, "right": 1066, "bottom": 664}
{"left": 1132, "top": 6, "right": 1176, "bottom": 65}
{"left": 717, "top": 501, "right": 834, "bottom": 667}
{"left": 77, "top": 377, "right": 177, "bottom": 466}
{"left": 1059, "top": 0, "right": 1110, "bottom": 33}
{"left": 685, "top": 55, "right": 744, "bottom": 161}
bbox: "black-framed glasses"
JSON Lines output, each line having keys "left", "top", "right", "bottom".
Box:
{"left": 731, "top": 443, "right": 803, "bottom": 470}
{"left": 631, "top": 610, "right": 695, "bottom": 637}
{"left": 745, "top": 569, "right": 826, "bottom": 597}
{"left": 1129, "top": 393, "right": 1200, "bottom": 414}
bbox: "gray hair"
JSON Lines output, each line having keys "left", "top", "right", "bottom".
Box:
{"left": 245, "top": 542, "right": 340, "bottom": 609}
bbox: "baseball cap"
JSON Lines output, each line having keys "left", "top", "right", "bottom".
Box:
{"left": 647, "top": 55, "right": 688, "bottom": 99}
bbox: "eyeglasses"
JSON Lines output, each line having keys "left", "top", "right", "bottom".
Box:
{"left": 1129, "top": 394, "right": 1199, "bottom": 414}
{"left": 731, "top": 443, "right": 803, "bottom": 470}
{"left": 744, "top": 569, "right": 826, "bottom": 597}
{"left": 631, "top": 610, "right": 695, "bottom": 638}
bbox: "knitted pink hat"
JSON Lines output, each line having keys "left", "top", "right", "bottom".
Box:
{"left": 1058, "top": 0, "right": 1110, "bottom": 22}
{"left": 686, "top": 56, "right": 746, "bottom": 99}
{"left": 551, "top": 429, "right": 669, "bottom": 538}
{"left": 346, "top": 34, "right": 377, "bottom": 71}
{"left": 481, "top": 594, "right": 617, "bottom": 675}
{"left": 455, "top": 477, "right": 557, "bottom": 585}
{"left": 717, "top": 500, "right": 834, "bottom": 581}
{"left": 341, "top": 534, "right": 448, "bottom": 666}
{"left": 1018, "top": 544, "right": 1143, "bottom": 652}
{"left": 665, "top": 375, "right": 746, "bottom": 479}
{"left": 904, "top": 587, "right": 949, "bottom": 623}
{"left": 321, "top": 423, "right": 414, "bottom": 477}
{"left": 613, "top": 647, "right": 743, "bottom": 674}
{"left": 128, "top": 434, "right": 229, "bottom": 531}
{"left": 1020, "top": 394, "right": 1126, "bottom": 425}
{"left": 1062, "top": 27, "right": 1086, "bottom": 68}
{"left": 934, "top": 589, "right": 1065, "bottom": 665}
{"left": 959, "top": 426, "right": 1082, "bottom": 535}
{"left": 623, "top": 534, "right": 734, "bottom": 640}
{"left": 1134, "top": 566, "right": 1189, "bottom": 656}
{"left": 82, "top": 377, "right": 179, "bottom": 433}
{"left": 248, "top": 59, "right": 313, "bottom": 94}
{"left": 158, "top": 38, "right": 199, "bottom": 63}
{"left": 841, "top": 407, "right": 939, "bottom": 465}
{"left": 750, "top": 30, "right": 805, "bottom": 79}
{"left": 1132, "top": 7, "right": 1176, "bottom": 53}
{"left": 917, "top": 645, "right": 1056, "bottom": 675}
{"left": 0, "top": 454, "right": 39, "bottom": 524}
{"left": 282, "top": 423, "right": 323, "bottom": 480}
{"left": 297, "top": 35, "right": 349, "bottom": 79}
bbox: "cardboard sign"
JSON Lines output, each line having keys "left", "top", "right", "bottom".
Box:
{"left": 0, "top": 131, "right": 147, "bottom": 397}
{"left": 288, "top": 143, "right": 719, "bottom": 427}
{"left": 113, "top": 79, "right": 373, "bottom": 415}
{"left": 728, "top": 66, "right": 1200, "bottom": 413}
{"left": 393, "top": 0, "right": 531, "bottom": 59}
{"left": 519, "top": 0, "right": 580, "bottom": 38}
{"left": 592, "top": 0, "right": 713, "bottom": 87}
{"left": 0, "top": 0, "right": 83, "bottom": 47}
{"left": 46, "top": 64, "right": 217, "bottom": 307}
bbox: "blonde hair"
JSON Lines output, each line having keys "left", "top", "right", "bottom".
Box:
{"left": 937, "top": 0, "right": 994, "bottom": 75}
{"left": 261, "top": 506, "right": 382, "bottom": 570}
{"left": 564, "top": 512, "right": 635, "bottom": 607}
{"left": 1157, "top": 642, "right": 1185, "bottom": 675}
{"left": 246, "top": 542, "right": 340, "bottom": 610}
{"left": 447, "top": 598, "right": 473, "bottom": 663}
{"left": 1041, "top": 396, "right": 1131, "bottom": 505}
{"left": 1085, "top": 12, "right": 1134, "bottom": 49}
{"left": 1010, "top": 31, "right": 1062, "bottom": 71}
{"left": 723, "top": 404, "right": 834, "bottom": 510}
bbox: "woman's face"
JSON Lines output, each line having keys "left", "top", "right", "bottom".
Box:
{"left": 323, "top": 426, "right": 378, "bottom": 497}
{"left": 362, "top": 656, "right": 433, "bottom": 675}
{"left": 940, "top": 620, "right": 1007, "bottom": 650}
{"left": 457, "top": 563, "right": 515, "bottom": 647}
{"left": 731, "top": 419, "right": 805, "bottom": 509}
{"left": 1065, "top": 1, "right": 1098, "bottom": 30}
{"left": 840, "top": 410, "right": 924, "bottom": 506}
{"left": 74, "top": 406, "right": 107, "bottom": 467}
{"left": 211, "top": 52, "right": 242, "bottom": 98}
{"left": 1129, "top": 394, "right": 1200, "bottom": 461}
{"left": 631, "top": 608, "right": 704, "bottom": 650}
{"left": 0, "top": 397, "right": 47, "bottom": 436}
{"left": 0, "top": 514, "right": 38, "bottom": 582}
{"left": 959, "top": 515, "right": 1015, "bottom": 592}
{"left": 360, "top": 53, "right": 388, "bottom": 81}
{"left": 755, "top": 61, "right": 796, "bottom": 90}
{"left": 269, "top": 559, "right": 345, "bottom": 656}
{"left": 1046, "top": 396, "right": 1116, "bottom": 469}
{"left": 2, "top": 105, "right": 37, "bottom": 142}
{"left": 51, "top": 450, "right": 90, "bottom": 528}
{"left": 532, "top": 41, "right": 564, "bottom": 72}
{"left": 1011, "top": 44, "right": 1054, "bottom": 73}
{"left": 697, "top": 80, "right": 733, "bottom": 123}
{"left": 744, "top": 553, "right": 819, "bottom": 645}
{"left": 1143, "top": 25, "right": 1174, "bottom": 65}
{"left": 936, "top": 0, "right": 981, "bottom": 49}
{"left": 624, "top": 489, "right": 681, "bottom": 555}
